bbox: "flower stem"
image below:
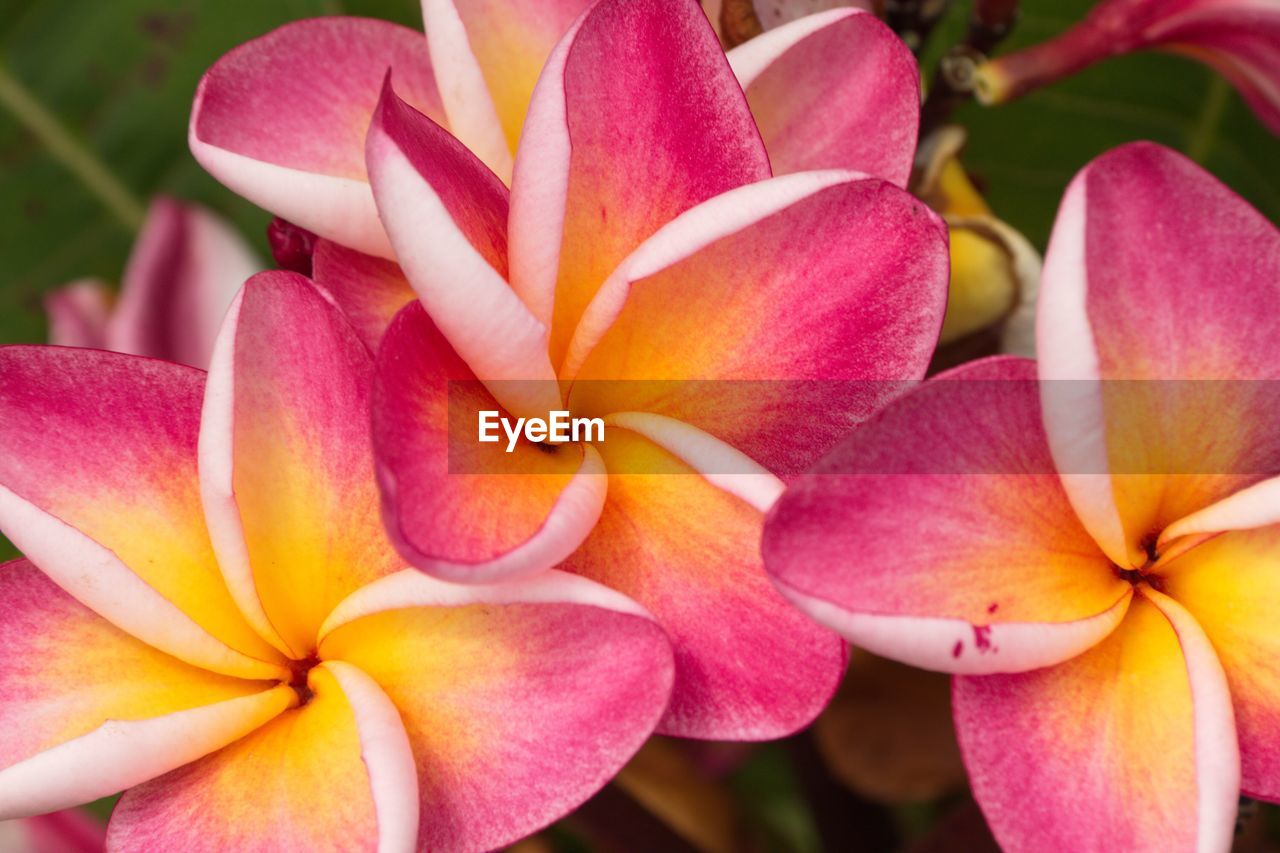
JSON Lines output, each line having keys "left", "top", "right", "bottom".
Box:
{"left": 0, "top": 59, "right": 145, "bottom": 231}
{"left": 1187, "top": 74, "right": 1229, "bottom": 165}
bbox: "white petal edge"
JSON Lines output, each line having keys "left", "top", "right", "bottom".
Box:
{"left": 1160, "top": 475, "right": 1280, "bottom": 544}
{"left": 558, "top": 169, "right": 874, "bottom": 383}
{"left": 725, "top": 7, "right": 861, "bottom": 88}
{"left": 1141, "top": 587, "right": 1241, "bottom": 853}
{"left": 323, "top": 661, "right": 419, "bottom": 853}
{"left": 1035, "top": 171, "right": 1136, "bottom": 568}
{"left": 419, "top": 0, "right": 513, "bottom": 183}
{"left": 603, "top": 412, "right": 783, "bottom": 512}
{"left": 0, "top": 687, "right": 294, "bottom": 821}
{"left": 318, "top": 565, "right": 653, "bottom": 642}
{"left": 0, "top": 484, "right": 287, "bottom": 681}
{"left": 378, "top": 444, "right": 607, "bottom": 584}
{"left": 366, "top": 112, "right": 561, "bottom": 419}
{"left": 774, "top": 578, "right": 1134, "bottom": 675}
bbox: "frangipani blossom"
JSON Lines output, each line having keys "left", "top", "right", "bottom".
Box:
{"left": 44, "top": 197, "right": 259, "bottom": 370}
{"left": 0, "top": 271, "right": 673, "bottom": 850}
{"left": 764, "top": 143, "right": 1280, "bottom": 850}
{"left": 973, "top": 0, "right": 1280, "bottom": 134}
{"left": 322, "top": 0, "right": 947, "bottom": 743}
{"left": 188, "top": 0, "right": 921, "bottom": 259}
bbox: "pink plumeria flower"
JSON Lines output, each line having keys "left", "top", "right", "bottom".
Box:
{"left": 188, "top": 0, "right": 921, "bottom": 261}
{"left": 0, "top": 271, "right": 673, "bottom": 850}
{"left": 289, "top": 0, "right": 946, "bottom": 743}
{"left": 974, "top": 0, "right": 1280, "bottom": 134}
{"left": 44, "top": 197, "right": 259, "bottom": 369}
{"left": 764, "top": 142, "right": 1280, "bottom": 850}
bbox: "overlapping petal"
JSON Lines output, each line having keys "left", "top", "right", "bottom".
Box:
{"left": 1037, "top": 142, "right": 1280, "bottom": 566}
{"left": 562, "top": 424, "right": 843, "bottom": 738}
{"left": 954, "top": 590, "right": 1238, "bottom": 852}
{"left": 564, "top": 170, "right": 948, "bottom": 475}
{"left": 508, "top": 0, "right": 771, "bottom": 363}
{"left": 727, "top": 9, "right": 919, "bottom": 185}
{"left": 318, "top": 569, "right": 673, "bottom": 851}
{"left": 373, "top": 302, "right": 606, "bottom": 582}
{"left": 108, "top": 663, "right": 416, "bottom": 852}
{"left": 763, "top": 358, "right": 1132, "bottom": 674}
{"left": 190, "top": 18, "right": 445, "bottom": 257}
{"left": 0, "top": 560, "right": 290, "bottom": 819}
{"left": 0, "top": 346, "right": 284, "bottom": 676}
{"left": 200, "top": 271, "right": 403, "bottom": 658}
{"left": 310, "top": 240, "right": 415, "bottom": 353}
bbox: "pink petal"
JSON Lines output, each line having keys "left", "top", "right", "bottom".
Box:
{"left": 366, "top": 78, "right": 560, "bottom": 418}
{"left": 190, "top": 18, "right": 445, "bottom": 258}
{"left": 106, "top": 197, "right": 259, "bottom": 370}
{"left": 954, "top": 588, "right": 1239, "bottom": 852}
{"left": 318, "top": 569, "right": 673, "bottom": 851}
{"left": 0, "top": 347, "right": 285, "bottom": 677}
{"left": 1037, "top": 142, "right": 1280, "bottom": 567}
{"left": 311, "top": 239, "right": 416, "bottom": 353}
{"left": 728, "top": 9, "right": 920, "bottom": 185}
{"left": 107, "top": 662, "right": 415, "bottom": 852}
{"left": 762, "top": 357, "right": 1134, "bottom": 674}
{"left": 372, "top": 302, "right": 606, "bottom": 582}
{"left": 200, "top": 271, "right": 404, "bottom": 658}
{"left": 44, "top": 280, "right": 110, "bottom": 349}
{"left": 562, "top": 424, "right": 845, "bottom": 739}
{"left": 0, "top": 560, "right": 290, "bottom": 820}
{"left": 6, "top": 809, "right": 107, "bottom": 853}
{"left": 564, "top": 170, "right": 949, "bottom": 477}
{"left": 508, "top": 0, "right": 771, "bottom": 365}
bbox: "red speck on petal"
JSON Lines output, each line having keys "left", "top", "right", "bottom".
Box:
{"left": 973, "top": 624, "right": 994, "bottom": 652}
{"left": 952, "top": 640, "right": 963, "bottom": 658}
{"left": 987, "top": 602, "right": 999, "bottom": 614}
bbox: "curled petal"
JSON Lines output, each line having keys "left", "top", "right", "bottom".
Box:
{"left": 763, "top": 358, "right": 1132, "bottom": 674}
{"left": 191, "top": 18, "right": 445, "bottom": 257}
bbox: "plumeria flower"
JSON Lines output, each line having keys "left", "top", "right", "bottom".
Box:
{"left": 764, "top": 142, "right": 1280, "bottom": 850}
{"left": 0, "top": 271, "right": 673, "bottom": 850}
{"left": 44, "top": 196, "right": 258, "bottom": 369}
{"left": 188, "top": 0, "right": 922, "bottom": 261}
{"left": 973, "top": 0, "right": 1280, "bottom": 134}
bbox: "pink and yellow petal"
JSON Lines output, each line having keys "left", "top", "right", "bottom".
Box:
{"left": 319, "top": 569, "right": 673, "bottom": 851}
{"left": 564, "top": 171, "right": 948, "bottom": 476}
{"left": 0, "top": 560, "right": 289, "bottom": 819}
{"left": 200, "top": 272, "right": 403, "bottom": 658}
{"left": 728, "top": 9, "right": 920, "bottom": 185}
{"left": 191, "top": 18, "right": 445, "bottom": 258}
{"left": 372, "top": 302, "right": 606, "bottom": 581}
{"left": 0, "top": 346, "right": 283, "bottom": 673}
{"left": 763, "top": 358, "right": 1132, "bottom": 674}
{"left": 509, "top": 0, "right": 771, "bottom": 365}
{"left": 311, "top": 240, "right": 416, "bottom": 354}
{"left": 563, "top": 425, "right": 844, "bottom": 739}
{"left": 107, "top": 662, "right": 415, "bottom": 852}
{"left": 954, "top": 590, "right": 1239, "bottom": 852}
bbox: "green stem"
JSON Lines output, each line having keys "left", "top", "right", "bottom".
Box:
{"left": 1187, "top": 74, "right": 1230, "bottom": 165}
{"left": 0, "top": 60, "right": 145, "bottom": 230}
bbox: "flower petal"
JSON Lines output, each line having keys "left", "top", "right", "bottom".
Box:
{"left": 954, "top": 589, "right": 1239, "bottom": 852}
{"left": 563, "top": 423, "right": 844, "bottom": 739}
{"left": 1037, "top": 142, "right": 1280, "bottom": 567}
{"left": 563, "top": 170, "right": 948, "bottom": 476}
{"left": 425, "top": 0, "right": 591, "bottom": 160}
{"left": 311, "top": 240, "right": 416, "bottom": 353}
{"left": 107, "top": 197, "right": 259, "bottom": 370}
{"left": 190, "top": 18, "right": 445, "bottom": 258}
{"left": 318, "top": 569, "right": 673, "bottom": 851}
{"left": 727, "top": 9, "right": 919, "bottom": 185}
{"left": 44, "top": 280, "right": 110, "bottom": 349}
{"left": 200, "top": 271, "right": 403, "bottom": 658}
{"left": 1161, "top": 524, "right": 1280, "bottom": 801}
{"left": 509, "top": 0, "right": 771, "bottom": 365}
{"left": 0, "top": 560, "right": 289, "bottom": 820}
{"left": 1, "top": 809, "right": 107, "bottom": 853}
{"left": 108, "top": 662, "right": 415, "bottom": 852}
{"left": 0, "top": 346, "right": 284, "bottom": 677}
{"left": 372, "top": 302, "right": 606, "bottom": 582}
{"left": 366, "top": 78, "right": 560, "bottom": 418}
{"left": 762, "top": 357, "right": 1133, "bottom": 674}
